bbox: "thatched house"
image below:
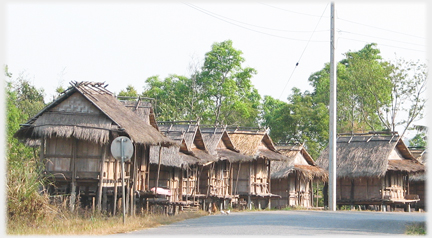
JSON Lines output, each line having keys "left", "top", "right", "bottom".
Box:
{"left": 270, "top": 143, "right": 328, "bottom": 209}
{"left": 199, "top": 126, "right": 251, "bottom": 211}
{"left": 225, "top": 127, "right": 286, "bottom": 210}
{"left": 408, "top": 147, "right": 427, "bottom": 211}
{"left": 145, "top": 121, "right": 215, "bottom": 213}
{"left": 316, "top": 132, "right": 425, "bottom": 211}
{"left": 14, "top": 81, "right": 176, "bottom": 214}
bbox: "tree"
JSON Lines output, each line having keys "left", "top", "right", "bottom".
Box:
{"left": 142, "top": 75, "right": 205, "bottom": 121}
{"left": 377, "top": 58, "right": 427, "bottom": 137}
{"left": 197, "top": 40, "right": 260, "bottom": 126}
{"left": 5, "top": 68, "right": 52, "bottom": 223}
{"left": 118, "top": 85, "right": 139, "bottom": 99}
{"left": 309, "top": 43, "right": 392, "bottom": 133}
{"left": 261, "top": 89, "right": 329, "bottom": 159}
{"left": 409, "top": 132, "right": 427, "bottom": 148}
{"left": 142, "top": 40, "right": 261, "bottom": 127}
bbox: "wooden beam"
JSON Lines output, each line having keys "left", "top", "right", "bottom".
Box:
{"left": 97, "top": 144, "right": 107, "bottom": 211}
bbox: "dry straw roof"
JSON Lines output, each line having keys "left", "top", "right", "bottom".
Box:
{"left": 156, "top": 122, "right": 216, "bottom": 165}
{"left": 271, "top": 143, "right": 328, "bottom": 181}
{"left": 15, "top": 81, "right": 176, "bottom": 147}
{"left": 149, "top": 145, "right": 199, "bottom": 168}
{"left": 225, "top": 127, "right": 283, "bottom": 160}
{"left": 119, "top": 97, "right": 159, "bottom": 130}
{"left": 316, "top": 133, "right": 424, "bottom": 178}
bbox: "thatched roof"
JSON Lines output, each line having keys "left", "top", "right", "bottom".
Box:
{"left": 271, "top": 143, "right": 328, "bottom": 181}
{"left": 199, "top": 125, "right": 254, "bottom": 162}
{"left": 316, "top": 133, "right": 424, "bottom": 178}
{"left": 270, "top": 159, "right": 295, "bottom": 179}
{"left": 149, "top": 145, "right": 199, "bottom": 168}
{"left": 226, "top": 127, "right": 284, "bottom": 161}
{"left": 156, "top": 122, "right": 216, "bottom": 165}
{"left": 14, "top": 81, "right": 176, "bottom": 147}
{"left": 118, "top": 97, "right": 159, "bottom": 130}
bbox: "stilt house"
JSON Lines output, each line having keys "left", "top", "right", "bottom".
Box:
{"left": 14, "top": 81, "right": 176, "bottom": 214}
{"left": 147, "top": 122, "right": 215, "bottom": 213}
{"left": 408, "top": 147, "right": 426, "bottom": 211}
{"left": 199, "top": 126, "right": 250, "bottom": 211}
{"left": 316, "top": 132, "right": 424, "bottom": 211}
{"left": 270, "top": 143, "right": 328, "bottom": 209}
{"left": 225, "top": 127, "right": 286, "bottom": 210}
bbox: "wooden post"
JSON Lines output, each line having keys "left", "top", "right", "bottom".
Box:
{"left": 155, "top": 146, "right": 163, "bottom": 195}
{"left": 113, "top": 160, "right": 118, "bottom": 216}
{"left": 70, "top": 138, "right": 78, "bottom": 212}
{"left": 131, "top": 145, "right": 138, "bottom": 216}
{"left": 97, "top": 145, "right": 107, "bottom": 211}
{"left": 267, "top": 159, "right": 271, "bottom": 209}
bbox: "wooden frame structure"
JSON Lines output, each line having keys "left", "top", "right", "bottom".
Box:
{"left": 225, "top": 127, "right": 286, "bottom": 210}
{"left": 316, "top": 132, "right": 425, "bottom": 211}
{"left": 270, "top": 143, "right": 328, "bottom": 209}
{"left": 14, "top": 81, "right": 176, "bottom": 215}
{"left": 408, "top": 148, "right": 426, "bottom": 211}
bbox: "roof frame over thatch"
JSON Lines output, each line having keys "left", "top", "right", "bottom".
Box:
{"left": 156, "top": 121, "right": 217, "bottom": 165}
{"left": 200, "top": 125, "right": 252, "bottom": 162}
{"left": 225, "top": 127, "right": 285, "bottom": 161}
{"left": 316, "top": 132, "right": 424, "bottom": 178}
{"left": 271, "top": 143, "right": 328, "bottom": 181}
{"left": 14, "top": 81, "right": 176, "bottom": 147}
{"left": 117, "top": 96, "right": 159, "bottom": 131}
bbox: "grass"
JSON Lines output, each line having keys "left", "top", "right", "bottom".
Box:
{"left": 7, "top": 210, "right": 207, "bottom": 235}
{"left": 405, "top": 222, "right": 426, "bottom": 235}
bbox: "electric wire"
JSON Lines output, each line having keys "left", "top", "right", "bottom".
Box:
{"left": 278, "top": 3, "right": 329, "bottom": 101}
{"left": 338, "top": 30, "right": 425, "bottom": 47}
{"left": 260, "top": 2, "right": 425, "bottom": 40}
{"left": 183, "top": 3, "right": 328, "bottom": 42}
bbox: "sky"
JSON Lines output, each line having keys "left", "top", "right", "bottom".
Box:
{"left": 3, "top": 0, "right": 429, "bottom": 138}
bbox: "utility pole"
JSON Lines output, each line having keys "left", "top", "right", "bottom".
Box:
{"left": 328, "top": 2, "right": 337, "bottom": 211}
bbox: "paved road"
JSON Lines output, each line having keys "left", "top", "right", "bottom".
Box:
{"left": 123, "top": 210, "right": 426, "bottom": 235}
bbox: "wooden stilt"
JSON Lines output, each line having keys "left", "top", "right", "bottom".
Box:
{"left": 113, "top": 160, "right": 118, "bottom": 216}
{"left": 97, "top": 145, "right": 107, "bottom": 211}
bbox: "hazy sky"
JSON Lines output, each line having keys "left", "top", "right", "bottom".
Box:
{"left": 4, "top": 1, "right": 429, "bottom": 138}
{"left": 5, "top": 1, "right": 427, "bottom": 97}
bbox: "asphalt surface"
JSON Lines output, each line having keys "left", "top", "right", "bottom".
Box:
{"left": 121, "top": 210, "right": 426, "bottom": 236}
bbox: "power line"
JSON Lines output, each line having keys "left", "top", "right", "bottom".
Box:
{"left": 259, "top": 2, "right": 327, "bottom": 18}
{"left": 338, "top": 17, "right": 425, "bottom": 39}
{"left": 338, "top": 30, "right": 425, "bottom": 47}
{"left": 338, "top": 37, "right": 426, "bottom": 53}
{"left": 188, "top": 3, "right": 328, "bottom": 33}
{"left": 278, "top": 3, "right": 329, "bottom": 101}
{"left": 184, "top": 3, "right": 328, "bottom": 42}
{"left": 260, "top": 2, "right": 425, "bottom": 40}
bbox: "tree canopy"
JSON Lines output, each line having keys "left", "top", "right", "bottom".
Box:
{"left": 142, "top": 40, "right": 261, "bottom": 126}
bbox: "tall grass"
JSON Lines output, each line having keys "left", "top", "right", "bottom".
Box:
{"left": 6, "top": 147, "right": 57, "bottom": 227}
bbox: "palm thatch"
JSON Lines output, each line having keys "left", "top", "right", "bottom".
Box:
{"left": 316, "top": 133, "right": 424, "bottom": 178}
{"left": 199, "top": 125, "right": 252, "bottom": 162}
{"left": 118, "top": 97, "right": 159, "bottom": 130}
{"left": 156, "top": 122, "right": 216, "bottom": 165}
{"left": 227, "top": 128, "right": 284, "bottom": 161}
{"left": 271, "top": 143, "right": 328, "bottom": 181}
{"left": 270, "top": 159, "right": 295, "bottom": 179}
{"left": 15, "top": 81, "right": 177, "bottom": 147}
{"left": 149, "top": 145, "right": 199, "bottom": 168}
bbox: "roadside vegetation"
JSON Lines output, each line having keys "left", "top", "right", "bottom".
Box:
{"left": 405, "top": 222, "right": 426, "bottom": 235}
{"left": 8, "top": 209, "right": 206, "bottom": 235}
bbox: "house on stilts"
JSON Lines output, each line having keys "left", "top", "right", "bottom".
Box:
{"left": 270, "top": 143, "right": 328, "bottom": 209}
{"left": 14, "top": 81, "right": 176, "bottom": 215}
{"left": 225, "top": 127, "right": 285, "bottom": 210}
{"left": 408, "top": 147, "right": 427, "bottom": 211}
{"left": 316, "top": 132, "right": 425, "bottom": 211}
